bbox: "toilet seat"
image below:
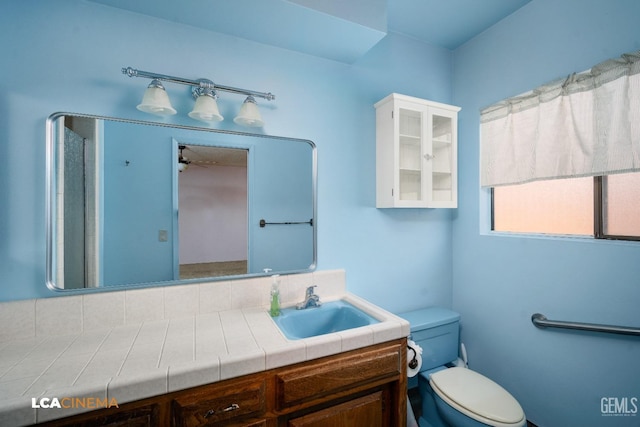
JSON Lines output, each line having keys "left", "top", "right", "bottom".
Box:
{"left": 429, "top": 367, "right": 526, "bottom": 427}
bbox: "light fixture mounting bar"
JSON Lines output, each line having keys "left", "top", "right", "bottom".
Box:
{"left": 122, "top": 67, "right": 275, "bottom": 101}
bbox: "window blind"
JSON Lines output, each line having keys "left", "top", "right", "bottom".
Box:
{"left": 480, "top": 51, "right": 640, "bottom": 188}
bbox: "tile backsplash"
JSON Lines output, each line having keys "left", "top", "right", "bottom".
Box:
{"left": 0, "top": 270, "right": 346, "bottom": 343}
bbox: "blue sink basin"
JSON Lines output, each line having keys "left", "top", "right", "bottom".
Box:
{"left": 273, "top": 300, "right": 380, "bottom": 340}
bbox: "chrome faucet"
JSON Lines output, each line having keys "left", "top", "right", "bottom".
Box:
{"left": 296, "top": 285, "right": 321, "bottom": 309}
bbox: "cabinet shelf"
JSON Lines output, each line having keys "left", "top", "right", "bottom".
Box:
{"left": 400, "top": 133, "right": 421, "bottom": 140}
{"left": 375, "top": 93, "right": 460, "bottom": 208}
{"left": 433, "top": 138, "right": 451, "bottom": 147}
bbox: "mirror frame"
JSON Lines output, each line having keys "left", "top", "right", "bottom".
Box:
{"left": 45, "top": 112, "right": 317, "bottom": 293}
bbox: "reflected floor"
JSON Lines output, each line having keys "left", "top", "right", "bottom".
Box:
{"left": 180, "top": 260, "right": 248, "bottom": 279}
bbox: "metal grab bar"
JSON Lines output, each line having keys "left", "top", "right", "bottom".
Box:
{"left": 531, "top": 313, "right": 640, "bottom": 336}
{"left": 259, "top": 218, "right": 313, "bottom": 228}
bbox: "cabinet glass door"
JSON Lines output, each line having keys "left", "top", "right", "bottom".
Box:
{"left": 429, "top": 112, "right": 454, "bottom": 203}
{"left": 398, "top": 108, "right": 423, "bottom": 202}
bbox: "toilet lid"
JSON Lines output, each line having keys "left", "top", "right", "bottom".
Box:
{"left": 429, "top": 367, "right": 525, "bottom": 427}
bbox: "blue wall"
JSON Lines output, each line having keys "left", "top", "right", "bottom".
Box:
{"left": 102, "top": 120, "right": 175, "bottom": 285}
{"left": 452, "top": 0, "right": 640, "bottom": 425}
{"left": 0, "top": 0, "right": 453, "bottom": 310}
{"left": 249, "top": 138, "right": 315, "bottom": 274}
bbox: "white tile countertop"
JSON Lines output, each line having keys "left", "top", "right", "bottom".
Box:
{"left": 0, "top": 272, "right": 409, "bottom": 425}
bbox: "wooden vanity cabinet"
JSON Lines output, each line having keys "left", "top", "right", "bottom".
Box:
{"left": 38, "top": 339, "right": 406, "bottom": 427}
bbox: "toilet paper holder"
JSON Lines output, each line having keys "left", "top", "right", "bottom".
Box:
{"left": 407, "top": 345, "right": 419, "bottom": 369}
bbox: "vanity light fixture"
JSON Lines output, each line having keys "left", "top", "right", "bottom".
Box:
{"left": 136, "top": 79, "right": 176, "bottom": 116}
{"left": 122, "top": 67, "right": 274, "bottom": 127}
{"left": 189, "top": 82, "right": 223, "bottom": 123}
{"left": 234, "top": 95, "right": 264, "bottom": 127}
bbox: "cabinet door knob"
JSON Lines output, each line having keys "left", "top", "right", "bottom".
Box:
{"left": 424, "top": 154, "right": 435, "bottom": 160}
{"left": 203, "top": 403, "right": 240, "bottom": 418}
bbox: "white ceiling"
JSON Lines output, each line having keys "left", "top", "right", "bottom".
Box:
{"left": 89, "top": 0, "right": 531, "bottom": 62}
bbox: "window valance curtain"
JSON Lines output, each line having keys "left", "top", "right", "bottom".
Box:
{"left": 480, "top": 50, "right": 640, "bottom": 188}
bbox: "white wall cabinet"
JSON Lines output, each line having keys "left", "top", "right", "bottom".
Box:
{"left": 375, "top": 93, "right": 460, "bottom": 208}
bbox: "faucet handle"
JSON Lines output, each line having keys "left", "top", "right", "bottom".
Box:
{"left": 305, "top": 285, "right": 317, "bottom": 297}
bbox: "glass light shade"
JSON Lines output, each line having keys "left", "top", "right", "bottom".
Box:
{"left": 188, "top": 94, "right": 224, "bottom": 122}
{"left": 178, "top": 161, "right": 189, "bottom": 172}
{"left": 136, "top": 80, "right": 176, "bottom": 116}
{"left": 234, "top": 96, "right": 264, "bottom": 127}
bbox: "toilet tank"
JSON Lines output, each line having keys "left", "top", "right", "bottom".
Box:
{"left": 399, "top": 307, "right": 460, "bottom": 373}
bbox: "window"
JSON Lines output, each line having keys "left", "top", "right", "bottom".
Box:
{"left": 492, "top": 172, "right": 640, "bottom": 240}
{"left": 482, "top": 51, "right": 640, "bottom": 242}
{"left": 602, "top": 173, "right": 640, "bottom": 237}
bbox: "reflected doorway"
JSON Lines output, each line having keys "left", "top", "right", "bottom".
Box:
{"left": 177, "top": 144, "right": 249, "bottom": 279}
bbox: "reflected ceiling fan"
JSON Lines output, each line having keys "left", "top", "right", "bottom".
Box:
{"left": 178, "top": 145, "right": 213, "bottom": 172}
{"left": 178, "top": 144, "right": 247, "bottom": 173}
{"left": 178, "top": 145, "right": 192, "bottom": 172}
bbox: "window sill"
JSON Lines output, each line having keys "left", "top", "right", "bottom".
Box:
{"left": 482, "top": 230, "right": 640, "bottom": 247}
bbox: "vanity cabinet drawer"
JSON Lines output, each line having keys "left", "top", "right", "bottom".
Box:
{"left": 275, "top": 343, "right": 402, "bottom": 409}
{"left": 172, "top": 378, "right": 266, "bottom": 427}
{"left": 38, "top": 402, "right": 162, "bottom": 427}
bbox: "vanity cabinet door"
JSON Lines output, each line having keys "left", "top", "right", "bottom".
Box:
{"left": 275, "top": 342, "right": 402, "bottom": 410}
{"left": 172, "top": 377, "right": 266, "bottom": 427}
{"left": 287, "top": 391, "right": 385, "bottom": 427}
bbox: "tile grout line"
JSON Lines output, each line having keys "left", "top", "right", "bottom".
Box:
{"left": 20, "top": 334, "right": 81, "bottom": 397}
{"left": 155, "top": 320, "right": 171, "bottom": 369}
{"left": 70, "top": 332, "right": 112, "bottom": 386}
{"left": 115, "top": 323, "right": 145, "bottom": 377}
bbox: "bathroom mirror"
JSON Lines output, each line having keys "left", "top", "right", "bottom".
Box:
{"left": 46, "top": 112, "right": 316, "bottom": 291}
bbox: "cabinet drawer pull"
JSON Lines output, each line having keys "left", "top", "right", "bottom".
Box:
{"left": 203, "top": 403, "right": 240, "bottom": 418}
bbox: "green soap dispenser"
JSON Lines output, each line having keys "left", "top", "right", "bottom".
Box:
{"left": 269, "top": 274, "right": 281, "bottom": 317}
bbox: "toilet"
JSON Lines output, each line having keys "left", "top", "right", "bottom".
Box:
{"left": 399, "top": 307, "right": 526, "bottom": 427}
